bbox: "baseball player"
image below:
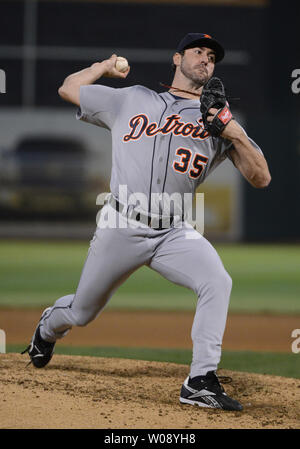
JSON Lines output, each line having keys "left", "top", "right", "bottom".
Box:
{"left": 22, "top": 33, "right": 271, "bottom": 411}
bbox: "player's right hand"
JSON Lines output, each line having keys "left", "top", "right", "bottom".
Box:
{"left": 92, "top": 54, "right": 130, "bottom": 79}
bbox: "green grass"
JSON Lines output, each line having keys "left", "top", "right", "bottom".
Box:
{"left": 0, "top": 240, "right": 299, "bottom": 314}
{"left": 8, "top": 344, "right": 300, "bottom": 379}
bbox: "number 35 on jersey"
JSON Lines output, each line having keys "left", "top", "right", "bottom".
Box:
{"left": 173, "top": 148, "right": 208, "bottom": 179}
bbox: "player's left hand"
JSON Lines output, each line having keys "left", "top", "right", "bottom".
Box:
{"left": 206, "top": 107, "right": 218, "bottom": 121}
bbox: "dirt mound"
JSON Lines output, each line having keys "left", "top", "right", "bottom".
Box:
{"left": 0, "top": 354, "right": 299, "bottom": 429}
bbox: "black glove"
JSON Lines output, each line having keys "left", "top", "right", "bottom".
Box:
{"left": 200, "top": 77, "right": 233, "bottom": 137}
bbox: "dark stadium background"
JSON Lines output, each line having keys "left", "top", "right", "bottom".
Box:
{"left": 0, "top": 0, "right": 299, "bottom": 242}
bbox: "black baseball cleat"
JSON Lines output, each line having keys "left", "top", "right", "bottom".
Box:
{"left": 21, "top": 307, "right": 55, "bottom": 368}
{"left": 180, "top": 370, "right": 243, "bottom": 411}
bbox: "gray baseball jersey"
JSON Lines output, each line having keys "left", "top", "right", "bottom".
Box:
{"left": 77, "top": 84, "right": 261, "bottom": 216}
{"left": 39, "top": 83, "right": 261, "bottom": 380}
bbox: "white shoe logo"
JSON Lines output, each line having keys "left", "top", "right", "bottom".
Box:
{"left": 189, "top": 389, "right": 216, "bottom": 398}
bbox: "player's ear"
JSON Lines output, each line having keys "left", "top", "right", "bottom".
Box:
{"left": 173, "top": 52, "right": 182, "bottom": 69}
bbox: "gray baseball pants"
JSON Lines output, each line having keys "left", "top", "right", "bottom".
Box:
{"left": 40, "top": 203, "right": 232, "bottom": 377}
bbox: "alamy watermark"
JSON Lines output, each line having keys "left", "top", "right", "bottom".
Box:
{"left": 96, "top": 186, "right": 205, "bottom": 236}
{"left": 0, "top": 329, "right": 6, "bottom": 353}
{"left": 291, "top": 69, "right": 300, "bottom": 94}
{"left": 291, "top": 329, "right": 300, "bottom": 354}
{"left": 0, "top": 69, "right": 6, "bottom": 93}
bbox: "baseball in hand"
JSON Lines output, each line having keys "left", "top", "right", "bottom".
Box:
{"left": 115, "top": 56, "right": 129, "bottom": 73}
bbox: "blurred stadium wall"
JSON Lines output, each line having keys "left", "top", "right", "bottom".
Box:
{"left": 0, "top": 0, "right": 299, "bottom": 241}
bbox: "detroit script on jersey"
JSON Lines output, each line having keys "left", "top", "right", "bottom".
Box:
{"left": 123, "top": 113, "right": 210, "bottom": 142}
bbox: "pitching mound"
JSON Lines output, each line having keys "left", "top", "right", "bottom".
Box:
{"left": 0, "top": 353, "right": 299, "bottom": 429}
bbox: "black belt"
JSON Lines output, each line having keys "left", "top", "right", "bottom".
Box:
{"left": 106, "top": 196, "right": 180, "bottom": 230}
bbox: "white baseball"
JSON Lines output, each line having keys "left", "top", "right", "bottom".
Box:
{"left": 115, "top": 56, "right": 129, "bottom": 73}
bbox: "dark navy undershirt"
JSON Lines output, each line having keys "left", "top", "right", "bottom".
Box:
{"left": 169, "top": 93, "right": 190, "bottom": 100}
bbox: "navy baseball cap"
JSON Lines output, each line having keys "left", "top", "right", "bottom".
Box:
{"left": 176, "top": 33, "right": 225, "bottom": 63}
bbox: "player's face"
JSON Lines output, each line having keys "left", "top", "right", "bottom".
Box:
{"left": 179, "top": 47, "right": 215, "bottom": 86}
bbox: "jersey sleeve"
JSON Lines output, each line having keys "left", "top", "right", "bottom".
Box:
{"left": 76, "top": 84, "right": 128, "bottom": 130}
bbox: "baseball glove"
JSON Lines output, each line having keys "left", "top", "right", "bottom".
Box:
{"left": 200, "top": 77, "right": 233, "bottom": 137}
